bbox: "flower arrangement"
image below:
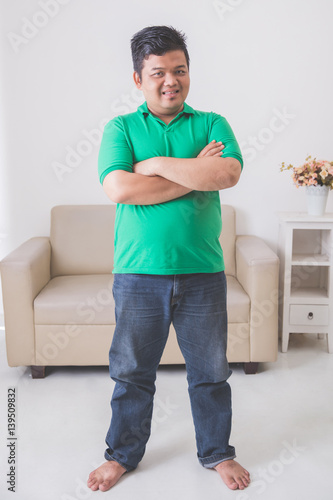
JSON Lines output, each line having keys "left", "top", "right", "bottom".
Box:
{"left": 280, "top": 156, "right": 333, "bottom": 189}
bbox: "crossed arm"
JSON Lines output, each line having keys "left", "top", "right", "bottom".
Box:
{"left": 103, "top": 141, "right": 241, "bottom": 205}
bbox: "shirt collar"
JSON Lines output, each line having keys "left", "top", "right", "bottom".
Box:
{"left": 138, "top": 101, "right": 194, "bottom": 119}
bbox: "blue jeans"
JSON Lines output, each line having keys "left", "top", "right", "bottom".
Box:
{"left": 105, "top": 271, "right": 236, "bottom": 471}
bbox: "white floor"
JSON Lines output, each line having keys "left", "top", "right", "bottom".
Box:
{"left": 0, "top": 331, "right": 332, "bottom": 500}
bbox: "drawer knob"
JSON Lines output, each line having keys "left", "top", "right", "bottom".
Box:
{"left": 308, "top": 312, "right": 314, "bottom": 320}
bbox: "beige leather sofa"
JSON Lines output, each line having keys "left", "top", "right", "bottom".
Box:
{"left": 0, "top": 204, "right": 279, "bottom": 378}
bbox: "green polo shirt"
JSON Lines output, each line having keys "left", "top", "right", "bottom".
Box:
{"left": 98, "top": 101, "right": 243, "bottom": 274}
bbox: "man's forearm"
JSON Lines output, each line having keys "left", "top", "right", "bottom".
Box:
{"left": 103, "top": 170, "right": 192, "bottom": 205}
{"left": 135, "top": 156, "right": 241, "bottom": 191}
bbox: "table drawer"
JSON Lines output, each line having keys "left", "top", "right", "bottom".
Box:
{"left": 289, "top": 305, "right": 329, "bottom": 326}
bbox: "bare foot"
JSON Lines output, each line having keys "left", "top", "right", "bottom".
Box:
{"left": 87, "top": 460, "right": 127, "bottom": 492}
{"left": 214, "top": 459, "right": 250, "bottom": 490}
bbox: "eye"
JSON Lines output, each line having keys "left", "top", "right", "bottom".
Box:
{"left": 153, "top": 72, "right": 163, "bottom": 77}
{"left": 176, "top": 70, "right": 186, "bottom": 75}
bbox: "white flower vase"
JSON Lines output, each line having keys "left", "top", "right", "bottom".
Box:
{"left": 305, "top": 185, "right": 329, "bottom": 216}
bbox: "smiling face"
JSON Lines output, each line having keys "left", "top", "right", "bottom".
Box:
{"left": 133, "top": 50, "right": 190, "bottom": 124}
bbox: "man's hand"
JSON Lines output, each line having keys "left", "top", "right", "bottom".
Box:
{"left": 133, "top": 158, "right": 157, "bottom": 177}
{"left": 133, "top": 140, "right": 225, "bottom": 176}
{"left": 197, "top": 140, "right": 225, "bottom": 158}
{"left": 103, "top": 169, "right": 192, "bottom": 205}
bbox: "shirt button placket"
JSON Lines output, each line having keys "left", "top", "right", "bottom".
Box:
{"left": 164, "top": 129, "right": 171, "bottom": 156}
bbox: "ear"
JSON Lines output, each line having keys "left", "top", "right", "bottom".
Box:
{"left": 133, "top": 71, "right": 142, "bottom": 90}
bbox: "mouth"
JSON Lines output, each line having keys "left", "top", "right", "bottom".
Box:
{"left": 162, "top": 90, "right": 179, "bottom": 97}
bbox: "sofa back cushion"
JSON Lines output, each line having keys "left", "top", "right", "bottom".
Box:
{"left": 50, "top": 205, "right": 116, "bottom": 277}
{"left": 220, "top": 205, "right": 236, "bottom": 276}
{"left": 50, "top": 204, "right": 236, "bottom": 277}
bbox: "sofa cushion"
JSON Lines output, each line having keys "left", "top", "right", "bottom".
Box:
{"left": 34, "top": 275, "right": 115, "bottom": 325}
{"left": 34, "top": 274, "right": 249, "bottom": 327}
{"left": 50, "top": 205, "right": 116, "bottom": 277}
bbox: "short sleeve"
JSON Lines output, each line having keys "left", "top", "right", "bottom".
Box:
{"left": 98, "top": 117, "right": 133, "bottom": 184}
{"left": 209, "top": 113, "right": 243, "bottom": 169}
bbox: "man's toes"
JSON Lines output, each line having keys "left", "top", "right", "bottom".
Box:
{"left": 227, "top": 479, "right": 239, "bottom": 490}
{"left": 242, "top": 472, "right": 251, "bottom": 484}
{"left": 227, "top": 472, "right": 248, "bottom": 490}
{"left": 99, "top": 480, "right": 112, "bottom": 492}
{"left": 237, "top": 475, "right": 249, "bottom": 489}
{"left": 87, "top": 475, "right": 100, "bottom": 491}
{"left": 89, "top": 481, "right": 100, "bottom": 491}
{"left": 87, "top": 477, "right": 94, "bottom": 486}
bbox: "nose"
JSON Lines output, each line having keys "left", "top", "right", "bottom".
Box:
{"left": 163, "top": 72, "right": 178, "bottom": 86}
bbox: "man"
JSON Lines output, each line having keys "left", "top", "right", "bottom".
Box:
{"left": 88, "top": 25, "right": 250, "bottom": 492}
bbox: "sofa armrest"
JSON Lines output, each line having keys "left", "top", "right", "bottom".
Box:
{"left": 0, "top": 237, "right": 51, "bottom": 366}
{"left": 235, "top": 235, "right": 279, "bottom": 362}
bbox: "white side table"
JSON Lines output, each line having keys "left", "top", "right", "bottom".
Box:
{"left": 278, "top": 212, "right": 333, "bottom": 353}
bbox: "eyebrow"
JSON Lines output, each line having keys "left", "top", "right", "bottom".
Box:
{"left": 150, "top": 65, "right": 187, "bottom": 71}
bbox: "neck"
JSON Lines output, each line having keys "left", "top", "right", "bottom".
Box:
{"left": 147, "top": 104, "right": 184, "bottom": 124}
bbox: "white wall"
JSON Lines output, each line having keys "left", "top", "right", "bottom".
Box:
{"left": 0, "top": 0, "right": 333, "bottom": 314}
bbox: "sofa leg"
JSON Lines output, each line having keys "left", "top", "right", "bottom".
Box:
{"left": 243, "top": 362, "right": 259, "bottom": 375}
{"left": 31, "top": 366, "right": 46, "bottom": 379}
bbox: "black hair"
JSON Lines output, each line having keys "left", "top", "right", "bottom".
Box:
{"left": 131, "top": 25, "right": 190, "bottom": 80}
